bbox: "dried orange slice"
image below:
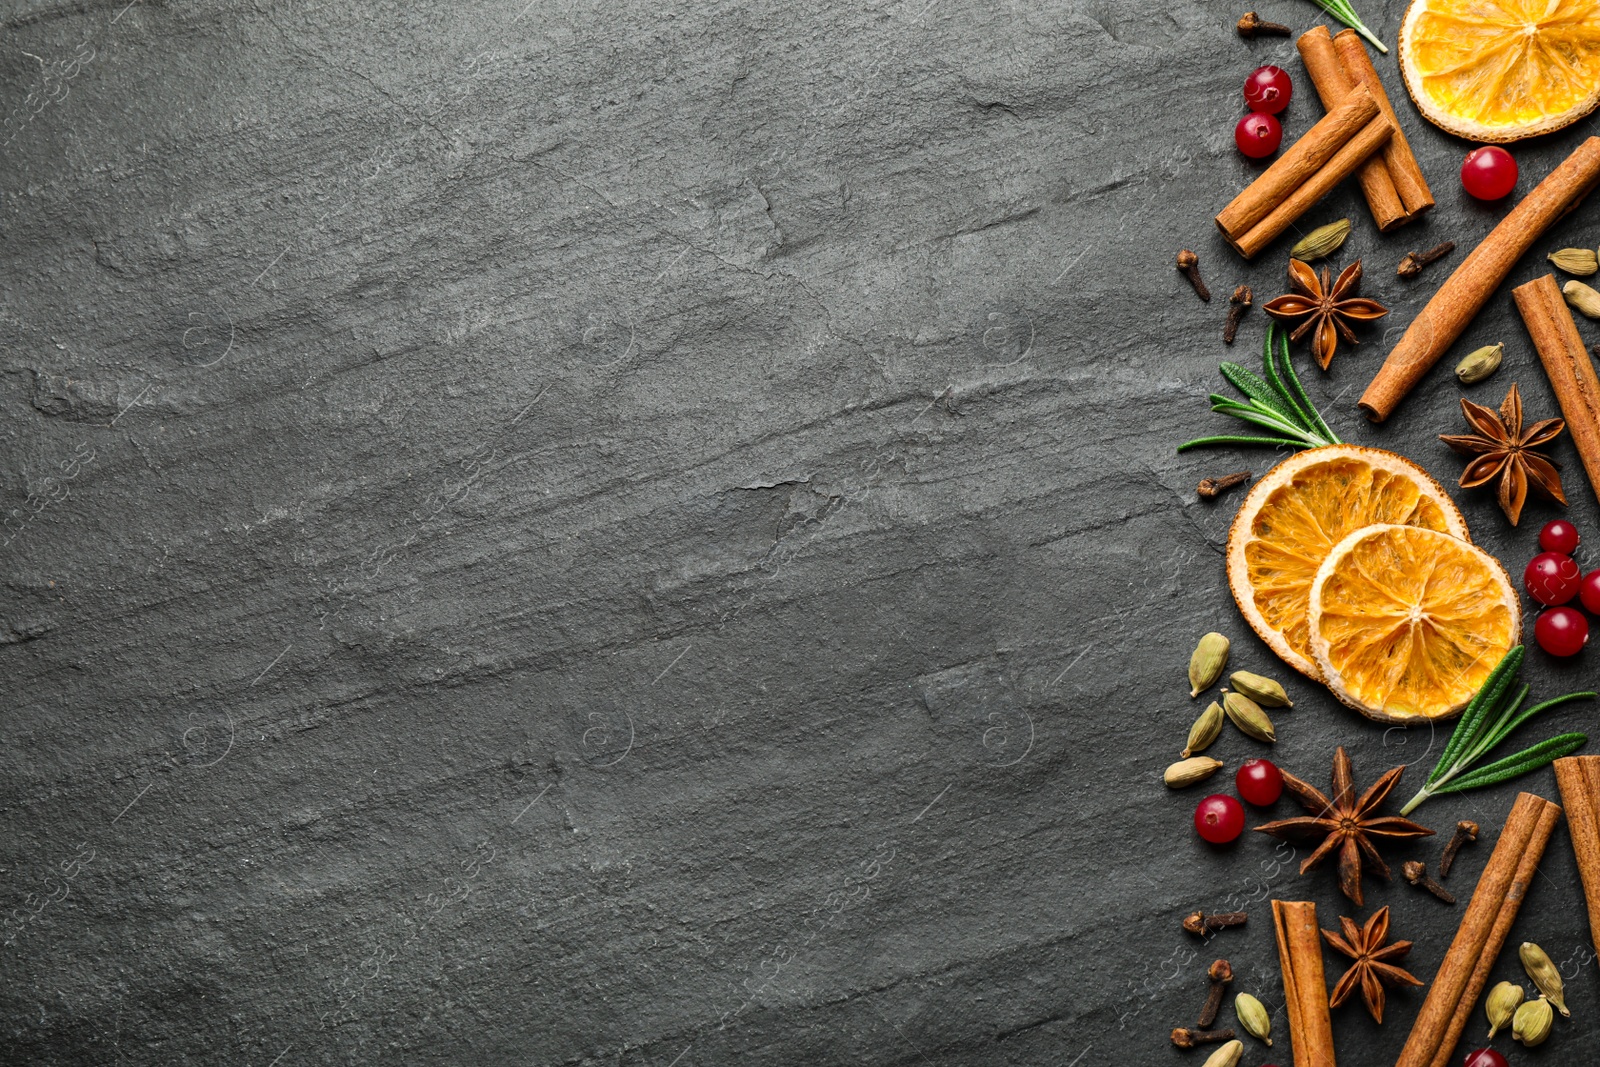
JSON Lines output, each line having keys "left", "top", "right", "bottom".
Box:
{"left": 1227, "top": 445, "right": 1469, "bottom": 680}
{"left": 1309, "top": 524, "right": 1521, "bottom": 722}
{"left": 1399, "top": 0, "right": 1600, "bottom": 142}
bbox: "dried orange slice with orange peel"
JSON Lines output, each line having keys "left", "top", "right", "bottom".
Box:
{"left": 1399, "top": 0, "right": 1600, "bottom": 142}
{"left": 1309, "top": 524, "right": 1521, "bottom": 723}
{"left": 1227, "top": 445, "right": 1469, "bottom": 681}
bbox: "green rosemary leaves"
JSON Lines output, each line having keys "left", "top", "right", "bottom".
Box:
{"left": 1179, "top": 322, "right": 1343, "bottom": 453}
{"left": 1399, "top": 646, "right": 1594, "bottom": 815}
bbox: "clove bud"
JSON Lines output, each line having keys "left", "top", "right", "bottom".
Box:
{"left": 1236, "top": 11, "right": 1291, "bottom": 36}
{"left": 1177, "top": 249, "right": 1211, "bottom": 302}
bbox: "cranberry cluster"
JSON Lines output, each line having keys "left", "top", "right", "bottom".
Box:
{"left": 1194, "top": 759, "right": 1284, "bottom": 845}
{"left": 1235, "top": 66, "right": 1291, "bottom": 160}
{"left": 1523, "top": 520, "right": 1599, "bottom": 657}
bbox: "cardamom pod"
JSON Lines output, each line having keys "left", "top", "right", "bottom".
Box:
{"left": 1201, "top": 1039, "right": 1243, "bottom": 1067}
{"left": 1455, "top": 342, "right": 1504, "bottom": 386}
{"left": 1486, "top": 980, "right": 1524, "bottom": 1039}
{"left": 1520, "top": 942, "right": 1570, "bottom": 1017}
{"left": 1165, "top": 756, "right": 1225, "bottom": 788}
{"left": 1290, "top": 219, "right": 1351, "bottom": 262}
{"left": 1512, "top": 995, "right": 1554, "bottom": 1046}
{"left": 1234, "top": 992, "right": 1272, "bottom": 1046}
{"left": 1189, "top": 632, "right": 1230, "bottom": 698}
{"left": 1229, "top": 670, "right": 1292, "bottom": 708}
{"left": 1542, "top": 247, "right": 1593, "bottom": 275}
{"left": 1223, "top": 690, "right": 1276, "bottom": 743}
{"left": 1549, "top": 247, "right": 1600, "bottom": 275}
{"left": 1563, "top": 279, "right": 1600, "bottom": 319}
{"left": 1183, "top": 701, "right": 1225, "bottom": 758}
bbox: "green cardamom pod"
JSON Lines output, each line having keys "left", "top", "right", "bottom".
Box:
{"left": 1548, "top": 247, "right": 1600, "bottom": 275}
{"left": 1564, "top": 279, "right": 1600, "bottom": 319}
{"left": 1201, "top": 1039, "right": 1243, "bottom": 1067}
{"left": 1229, "top": 670, "right": 1292, "bottom": 708}
{"left": 1223, "top": 690, "right": 1276, "bottom": 743}
{"left": 1290, "top": 219, "right": 1351, "bottom": 262}
{"left": 1234, "top": 992, "right": 1272, "bottom": 1046}
{"left": 1520, "top": 942, "right": 1570, "bottom": 1017}
{"left": 1165, "top": 756, "right": 1225, "bottom": 788}
{"left": 1486, "top": 980, "right": 1524, "bottom": 1039}
{"left": 1189, "top": 632, "right": 1230, "bottom": 698}
{"left": 1183, "top": 701, "right": 1225, "bottom": 758}
{"left": 1455, "top": 342, "right": 1504, "bottom": 386}
{"left": 1512, "top": 996, "right": 1554, "bottom": 1046}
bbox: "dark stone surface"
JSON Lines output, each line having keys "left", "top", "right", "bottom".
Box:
{"left": 2, "top": 1, "right": 1598, "bottom": 1064}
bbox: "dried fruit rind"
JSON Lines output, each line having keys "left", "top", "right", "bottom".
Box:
{"left": 1227, "top": 445, "right": 1469, "bottom": 681}
{"left": 1399, "top": 0, "right": 1600, "bottom": 143}
{"left": 1308, "top": 524, "right": 1521, "bottom": 722}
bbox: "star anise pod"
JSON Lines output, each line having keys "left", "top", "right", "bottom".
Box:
{"left": 1321, "top": 906, "right": 1424, "bottom": 1023}
{"left": 1262, "top": 258, "right": 1389, "bottom": 370}
{"left": 1439, "top": 383, "right": 1567, "bottom": 526}
{"left": 1254, "top": 747, "right": 1434, "bottom": 906}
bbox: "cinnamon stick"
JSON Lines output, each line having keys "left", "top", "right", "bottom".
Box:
{"left": 1360, "top": 136, "right": 1600, "bottom": 422}
{"left": 1297, "top": 27, "right": 1404, "bottom": 231}
{"left": 1216, "top": 85, "right": 1390, "bottom": 259}
{"left": 1553, "top": 756, "right": 1600, "bottom": 955}
{"left": 1396, "top": 792, "right": 1563, "bottom": 1067}
{"left": 1514, "top": 273, "right": 1600, "bottom": 505}
{"left": 1272, "top": 900, "right": 1336, "bottom": 1067}
{"left": 1332, "top": 30, "right": 1433, "bottom": 220}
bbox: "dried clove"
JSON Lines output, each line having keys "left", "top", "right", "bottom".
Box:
{"left": 1172, "top": 1027, "right": 1238, "bottom": 1048}
{"left": 1439, "top": 820, "right": 1479, "bottom": 879}
{"left": 1403, "top": 860, "right": 1457, "bottom": 904}
{"left": 1223, "top": 285, "right": 1252, "bottom": 344}
{"left": 1183, "top": 909, "right": 1249, "bottom": 936}
{"left": 1236, "top": 11, "right": 1291, "bottom": 37}
{"left": 1397, "top": 241, "right": 1456, "bottom": 279}
{"left": 1177, "top": 249, "right": 1211, "bottom": 302}
{"left": 1199, "top": 958, "right": 1233, "bottom": 1029}
{"left": 1197, "top": 472, "right": 1250, "bottom": 500}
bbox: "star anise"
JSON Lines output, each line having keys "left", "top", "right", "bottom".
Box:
{"left": 1321, "top": 906, "right": 1424, "bottom": 1023}
{"left": 1262, "top": 258, "right": 1389, "bottom": 370}
{"left": 1439, "top": 383, "right": 1567, "bottom": 526}
{"left": 1253, "top": 747, "right": 1434, "bottom": 906}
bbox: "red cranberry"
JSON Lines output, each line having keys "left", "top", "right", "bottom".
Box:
{"left": 1536, "top": 606, "right": 1590, "bottom": 657}
{"left": 1462, "top": 1049, "right": 1508, "bottom": 1067}
{"left": 1541, "top": 519, "right": 1581, "bottom": 555}
{"left": 1194, "top": 794, "right": 1245, "bottom": 844}
{"left": 1525, "top": 551, "right": 1581, "bottom": 605}
{"left": 1582, "top": 568, "right": 1600, "bottom": 614}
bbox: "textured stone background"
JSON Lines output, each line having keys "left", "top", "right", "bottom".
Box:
{"left": 3, "top": 1, "right": 1599, "bottom": 1064}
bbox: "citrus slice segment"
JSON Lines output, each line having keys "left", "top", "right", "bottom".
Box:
{"left": 1309, "top": 524, "right": 1521, "bottom": 722}
{"left": 1399, "top": 0, "right": 1600, "bottom": 142}
{"left": 1227, "top": 445, "right": 1469, "bottom": 680}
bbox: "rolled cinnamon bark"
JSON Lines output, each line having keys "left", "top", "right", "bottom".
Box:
{"left": 1297, "top": 27, "right": 1404, "bottom": 231}
{"left": 1514, "top": 274, "right": 1600, "bottom": 504}
{"left": 1426, "top": 799, "right": 1563, "bottom": 1067}
{"left": 1553, "top": 756, "right": 1600, "bottom": 956}
{"left": 1216, "top": 85, "right": 1387, "bottom": 259}
{"left": 1272, "top": 900, "right": 1336, "bottom": 1067}
{"left": 1360, "top": 136, "right": 1600, "bottom": 422}
{"left": 1396, "top": 792, "right": 1562, "bottom": 1067}
{"left": 1332, "top": 30, "right": 1433, "bottom": 220}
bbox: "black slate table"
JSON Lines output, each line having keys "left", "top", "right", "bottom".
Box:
{"left": 3, "top": 1, "right": 1599, "bottom": 1064}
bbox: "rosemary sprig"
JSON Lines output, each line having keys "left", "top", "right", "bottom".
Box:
{"left": 1305, "top": 0, "right": 1387, "bottom": 53}
{"left": 1399, "top": 646, "right": 1594, "bottom": 815}
{"left": 1179, "top": 322, "right": 1343, "bottom": 452}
